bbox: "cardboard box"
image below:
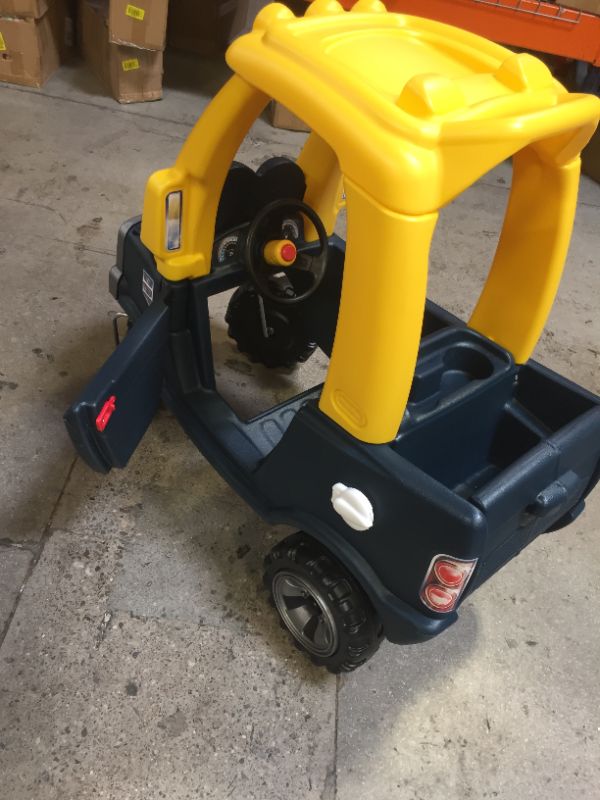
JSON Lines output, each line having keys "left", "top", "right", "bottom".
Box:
{"left": 79, "top": 0, "right": 162, "bottom": 102}
{"left": 0, "top": 0, "right": 66, "bottom": 87}
{"left": 108, "top": 0, "right": 167, "bottom": 50}
{"left": 0, "top": 0, "right": 49, "bottom": 17}
{"left": 561, "top": 0, "right": 600, "bottom": 15}
{"left": 167, "top": 0, "right": 236, "bottom": 55}
{"left": 270, "top": 101, "right": 310, "bottom": 132}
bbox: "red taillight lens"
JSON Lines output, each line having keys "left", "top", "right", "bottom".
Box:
{"left": 420, "top": 554, "right": 477, "bottom": 613}
{"left": 424, "top": 584, "right": 455, "bottom": 612}
{"left": 433, "top": 560, "right": 464, "bottom": 587}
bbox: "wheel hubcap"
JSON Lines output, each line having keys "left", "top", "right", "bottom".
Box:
{"left": 272, "top": 571, "right": 338, "bottom": 657}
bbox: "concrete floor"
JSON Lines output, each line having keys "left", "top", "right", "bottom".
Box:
{"left": 1, "top": 52, "right": 599, "bottom": 800}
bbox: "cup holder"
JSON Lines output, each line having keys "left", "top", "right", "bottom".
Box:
{"left": 409, "top": 344, "right": 495, "bottom": 407}
{"left": 441, "top": 346, "right": 494, "bottom": 391}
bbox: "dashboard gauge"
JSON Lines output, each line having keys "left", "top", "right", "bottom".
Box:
{"left": 216, "top": 233, "right": 240, "bottom": 264}
{"left": 281, "top": 217, "right": 301, "bottom": 241}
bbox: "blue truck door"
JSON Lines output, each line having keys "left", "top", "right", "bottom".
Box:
{"left": 64, "top": 300, "right": 169, "bottom": 473}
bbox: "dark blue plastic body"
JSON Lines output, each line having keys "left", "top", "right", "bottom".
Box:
{"left": 64, "top": 218, "right": 600, "bottom": 646}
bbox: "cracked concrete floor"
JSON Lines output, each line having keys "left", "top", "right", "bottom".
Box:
{"left": 1, "top": 52, "right": 599, "bottom": 800}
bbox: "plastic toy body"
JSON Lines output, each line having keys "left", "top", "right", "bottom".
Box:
{"left": 65, "top": 1, "right": 600, "bottom": 671}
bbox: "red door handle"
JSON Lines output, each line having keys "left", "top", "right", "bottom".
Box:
{"left": 96, "top": 395, "right": 116, "bottom": 432}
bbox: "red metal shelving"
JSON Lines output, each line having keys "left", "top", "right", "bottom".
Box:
{"left": 338, "top": 0, "right": 600, "bottom": 65}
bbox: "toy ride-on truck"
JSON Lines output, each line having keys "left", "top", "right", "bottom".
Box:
{"left": 65, "top": 2, "right": 600, "bottom": 672}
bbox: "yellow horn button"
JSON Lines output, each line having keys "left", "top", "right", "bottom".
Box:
{"left": 263, "top": 239, "right": 297, "bottom": 267}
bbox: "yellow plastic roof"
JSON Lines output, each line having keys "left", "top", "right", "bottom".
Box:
{"left": 227, "top": 0, "right": 600, "bottom": 214}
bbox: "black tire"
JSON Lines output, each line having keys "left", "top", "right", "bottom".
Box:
{"left": 264, "top": 533, "right": 383, "bottom": 673}
{"left": 226, "top": 284, "right": 316, "bottom": 369}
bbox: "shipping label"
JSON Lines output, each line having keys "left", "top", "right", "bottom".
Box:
{"left": 125, "top": 4, "right": 145, "bottom": 21}
{"left": 122, "top": 58, "right": 140, "bottom": 72}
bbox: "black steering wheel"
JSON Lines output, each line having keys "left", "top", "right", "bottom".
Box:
{"left": 244, "top": 198, "right": 329, "bottom": 305}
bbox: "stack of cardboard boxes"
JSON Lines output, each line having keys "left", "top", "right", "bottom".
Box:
{"left": 0, "top": 0, "right": 70, "bottom": 86}
{"left": 78, "top": 0, "right": 167, "bottom": 102}
{"left": 0, "top": 0, "right": 316, "bottom": 127}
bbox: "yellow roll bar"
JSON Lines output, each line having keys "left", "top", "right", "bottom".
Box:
{"left": 141, "top": 0, "right": 599, "bottom": 444}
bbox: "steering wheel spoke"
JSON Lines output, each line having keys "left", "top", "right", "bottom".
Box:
{"left": 293, "top": 253, "right": 316, "bottom": 272}
{"left": 266, "top": 271, "right": 296, "bottom": 300}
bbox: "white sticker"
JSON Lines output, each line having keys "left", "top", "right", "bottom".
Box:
{"left": 142, "top": 270, "right": 154, "bottom": 305}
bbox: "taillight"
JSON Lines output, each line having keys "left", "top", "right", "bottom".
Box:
{"left": 420, "top": 554, "right": 477, "bottom": 613}
{"left": 423, "top": 584, "right": 455, "bottom": 612}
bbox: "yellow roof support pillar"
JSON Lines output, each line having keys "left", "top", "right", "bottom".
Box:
{"left": 297, "top": 133, "right": 345, "bottom": 240}
{"left": 319, "top": 178, "right": 437, "bottom": 443}
{"left": 469, "top": 148, "right": 581, "bottom": 364}
{"left": 141, "top": 75, "right": 269, "bottom": 281}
